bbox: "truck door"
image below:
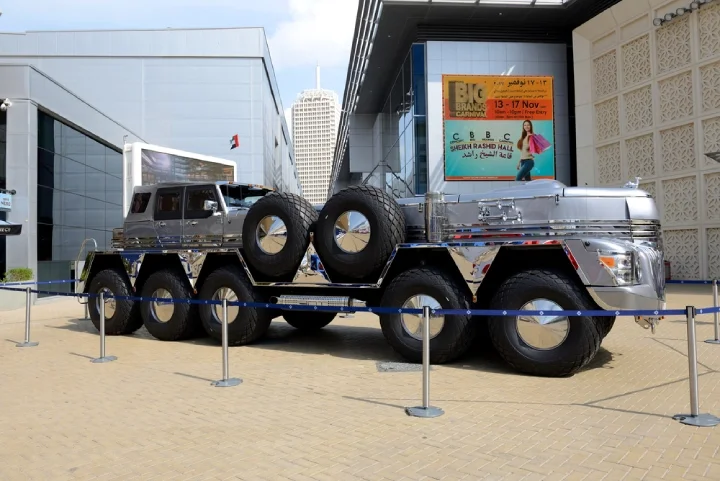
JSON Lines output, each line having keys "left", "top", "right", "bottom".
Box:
{"left": 153, "top": 186, "right": 184, "bottom": 249}
{"left": 183, "top": 184, "right": 223, "bottom": 247}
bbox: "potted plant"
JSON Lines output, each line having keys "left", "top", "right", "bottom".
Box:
{"left": 0, "top": 267, "right": 34, "bottom": 311}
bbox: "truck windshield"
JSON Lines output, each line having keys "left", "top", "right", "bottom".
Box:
{"left": 219, "top": 184, "right": 271, "bottom": 209}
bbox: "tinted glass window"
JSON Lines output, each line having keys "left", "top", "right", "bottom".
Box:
{"left": 186, "top": 188, "right": 215, "bottom": 211}
{"left": 35, "top": 111, "right": 123, "bottom": 297}
{"left": 130, "top": 193, "right": 151, "bottom": 214}
{"left": 156, "top": 192, "right": 180, "bottom": 213}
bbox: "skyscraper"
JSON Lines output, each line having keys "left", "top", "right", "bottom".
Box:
{"left": 290, "top": 65, "right": 341, "bottom": 205}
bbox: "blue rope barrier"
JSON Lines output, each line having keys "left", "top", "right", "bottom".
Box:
{"left": 666, "top": 280, "right": 716, "bottom": 285}
{"left": 0, "top": 279, "right": 78, "bottom": 287}
{"left": 0, "top": 284, "right": 714, "bottom": 317}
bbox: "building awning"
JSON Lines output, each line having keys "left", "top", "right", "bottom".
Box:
{"left": 0, "top": 220, "right": 22, "bottom": 236}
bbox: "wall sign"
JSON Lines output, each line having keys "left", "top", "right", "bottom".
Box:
{"left": 0, "top": 192, "right": 11, "bottom": 212}
{"left": 442, "top": 75, "right": 556, "bottom": 181}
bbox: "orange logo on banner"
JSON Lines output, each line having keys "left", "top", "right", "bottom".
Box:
{"left": 443, "top": 75, "right": 554, "bottom": 121}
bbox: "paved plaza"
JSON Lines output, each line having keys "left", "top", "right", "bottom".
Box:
{"left": 1, "top": 285, "right": 720, "bottom": 481}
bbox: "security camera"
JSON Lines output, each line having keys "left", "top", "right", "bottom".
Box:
{"left": 0, "top": 99, "right": 12, "bottom": 111}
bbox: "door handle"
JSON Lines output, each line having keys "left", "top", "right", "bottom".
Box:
{"left": 190, "top": 221, "right": 198, "bottom": 226}
{"left": 157, "top": 221, "right": 166, "bottom": 227}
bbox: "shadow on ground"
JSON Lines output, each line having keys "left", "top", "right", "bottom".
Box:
{"left": 52, "top": 315, "right": 617, "bottom": 377}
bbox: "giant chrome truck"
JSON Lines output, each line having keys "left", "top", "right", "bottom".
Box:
{"left": 78, "top": 179, "right": 665, "bottom": 377}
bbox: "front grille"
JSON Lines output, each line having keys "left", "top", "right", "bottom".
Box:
{"left": 405, "top": 220, "right": 663, "bottom": 246}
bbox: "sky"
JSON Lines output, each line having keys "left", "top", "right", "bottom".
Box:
{"left": 0, "top": 0, "right": 358, "bottom": 115}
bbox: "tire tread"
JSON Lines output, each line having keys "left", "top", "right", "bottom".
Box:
{"left": 487, "top": 268, "right": 602, "bottom": 377}
{"left": 380, "top": 266, "right": 475, "bottom": 364}
{"left": 316, "top": 185, "right": 405, "bottom": 280}
{"left": 243, "top": 191, "right": 318, "bottom": 278}
{"left": 88, "top": 268, "right": 140, "bottom": 335}
{"left": 199, "top": 265, "right": 272, "bottom": 345}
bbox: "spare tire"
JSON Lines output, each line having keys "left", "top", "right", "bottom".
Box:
{"left": 314, "top": 185, "right": 405, "bottom": 281}
{"left": 242, "top": 192, "right": 317, "bottom": 278}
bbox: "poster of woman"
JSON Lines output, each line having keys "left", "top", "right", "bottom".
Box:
{"left": 442, "top": 75, "right": 556, "bottom": 181}
{"left": 515, "top": 119, "right": 553, "bottom": 181}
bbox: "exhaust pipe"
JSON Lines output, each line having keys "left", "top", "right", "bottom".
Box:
{"left": 271, "top": 295, "right": 366, "bottom": 309}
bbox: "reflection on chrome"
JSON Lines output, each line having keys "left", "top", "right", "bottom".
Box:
{"left": 334, "top": 210, "right": 371, "bottom": 253}
{"left": 150, "top": 288, "right": 174, "bottom": 323}
{"left": 401, "top": 294, "right": 444, "bottom": 340}
{"left": 212, "top": 287, "right": 239, "bottom": 324}
{"left": 256, "top": 215, "right": 287, "bottom": 255}
{"left": 516, "top": 299, "right": 570, "bottom": 350}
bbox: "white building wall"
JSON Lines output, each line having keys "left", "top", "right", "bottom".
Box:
{"left": 0, "top": 28, "right": 301, "bottom": 194}
{"left": 573, "top": 0, "right": 720, "bottom": 280}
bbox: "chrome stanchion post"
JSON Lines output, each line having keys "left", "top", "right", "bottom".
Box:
{"left": 673, "top": 306, "right": 720, "bottom": 427}
{"left": 705, "top": 279, "right": 720, "bottom": 345}
{"left": 91, "top": 291, "right": 117, "bottom": 363}
{"left": 16, "top": 287, "right": 38, "bottom": 348}
{"left": 405, "top": 305, "right": 444, "bottom": 418}
{"left": 212, "top": 298, "right": 241, "bottom": 387}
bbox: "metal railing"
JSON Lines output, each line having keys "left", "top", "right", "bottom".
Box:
{"left": 1, "top": 278, "right": 720, "bottom": 425}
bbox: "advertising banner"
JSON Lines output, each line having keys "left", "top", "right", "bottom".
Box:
{"left": 442, "top": 75, "right": 555, "bottom": 181}
{"left": 0, "top": 192, "right": 11, "bottom": 212}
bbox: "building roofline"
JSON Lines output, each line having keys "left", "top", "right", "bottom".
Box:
{"left": 329, "top": 0, "right": 622, "bottom": 196}
{"left": 0, "top": 26, "right": 266, "bottom": 34}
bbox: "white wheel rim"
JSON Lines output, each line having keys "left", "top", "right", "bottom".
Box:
{"left": 212, "top": 287, "right": 239, "bottom": 324}
{"left": 516, "top": 298, "right": 570, "bottom": 350}
{"left": 400, "top": 295, "right": 444, "bottom": 340}
{"left": 150, "top": 288, "right": 174, "bottom": 323}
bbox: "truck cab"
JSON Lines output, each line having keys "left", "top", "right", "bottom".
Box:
{"left": 119, "top": 181, "right": 274, "bottom": 249}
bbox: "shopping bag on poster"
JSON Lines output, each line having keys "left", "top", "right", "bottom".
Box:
{"left": 529, "top": 134, "right": 552, "bottom": 154}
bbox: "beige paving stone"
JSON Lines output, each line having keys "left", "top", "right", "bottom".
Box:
{"left": 0, "top": 285, "right": 719, "bottom": 480}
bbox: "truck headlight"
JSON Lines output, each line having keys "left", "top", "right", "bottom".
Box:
{"left": 598, "top": 251, "right": 638, "bottom": 286}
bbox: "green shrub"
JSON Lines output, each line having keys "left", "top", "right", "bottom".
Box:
{"left": 2, "top": 267, "right": 33, "bottom": 283}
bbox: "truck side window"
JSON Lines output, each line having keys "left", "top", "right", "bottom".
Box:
{"left": 185, "top": 186, "right": 217, "bottom": 219}
{"left": 154, "top": 188, "right": 183, "bottom": 221}
{"left": 129, "top": 193, "right": 151, "bottom": 214}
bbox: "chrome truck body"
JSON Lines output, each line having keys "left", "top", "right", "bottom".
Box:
{"left": 78, "top": 179, "right": 666, "bottom": 377}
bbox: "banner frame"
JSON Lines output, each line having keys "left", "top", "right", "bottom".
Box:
{"left": 441, "top": 74, "right": 557, "bottom": 182}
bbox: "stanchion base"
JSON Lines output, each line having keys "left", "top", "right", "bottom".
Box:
{"left": 16, "top": 341, "right": 39, "bottom": 348}
{"left": 212, "top": 377, "right": 242, "bottom": 387}
{"left": 672, "top": 413, "right": 720, "bottom": 427}
{"left": 704, "top": 339, "right": 720, "bottom": 344}
{"left": 405, "top": 406, "right": 444, "bottom": 418}
{"left": 91, "top": 356, "right": 117, "bottom": 363}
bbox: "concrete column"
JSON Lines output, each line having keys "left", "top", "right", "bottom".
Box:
{"left": 5, "top": 100, "right": 38, "bottom": 298}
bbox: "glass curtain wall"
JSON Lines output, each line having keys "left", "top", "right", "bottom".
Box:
{"left": 379, "top": 42, "right": 427, "bottom": 198}
{"left": 0, "top": 110, "right": 6, "bottom": 277}
{"left": 37, "top": 111, "right": 123, "bottom": 296}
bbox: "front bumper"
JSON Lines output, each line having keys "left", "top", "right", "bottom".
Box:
{"left": 587, "top": 284, "right": 666, "bottom": 313}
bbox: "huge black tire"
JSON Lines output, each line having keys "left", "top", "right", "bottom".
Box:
{"left": 87, "top": 268, "right": 142, "bottom": 335}
{"left": 139, "top": 269, "right": 199, "bottom": 341}
{"left": 379, "top": 266, "right": 476, "bottom": 364}
{"left": 242, "top": 192, "right": 317, "bottom": 278}
{"left": 198, "top": 265, "right": 272, "bottom": 345}
{"left": 595, "top": 315, "right": 616, "bottom": 339}
{"left": 282, "top": 310, "right": 336, "bottom": 332}
{"left": 486, "top": 269, "right": 603, "bottom": 377}
{"left": 314, "top": 185, "right": 405, "bottom": 281}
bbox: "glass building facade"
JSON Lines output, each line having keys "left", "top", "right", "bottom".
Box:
{"left": 379, "top": 43, "right": 427, "bottom": 198}
{"left": 37, "top": 111, "right": 124, "bottom": 296}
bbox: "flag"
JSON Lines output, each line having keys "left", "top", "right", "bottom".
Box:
{"left": 230, "top": 134, "right": 240, "bottom": 150}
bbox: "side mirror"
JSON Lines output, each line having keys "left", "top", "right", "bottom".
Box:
{"left": 203, "top": 200, "right": 218, "bottom": 212}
